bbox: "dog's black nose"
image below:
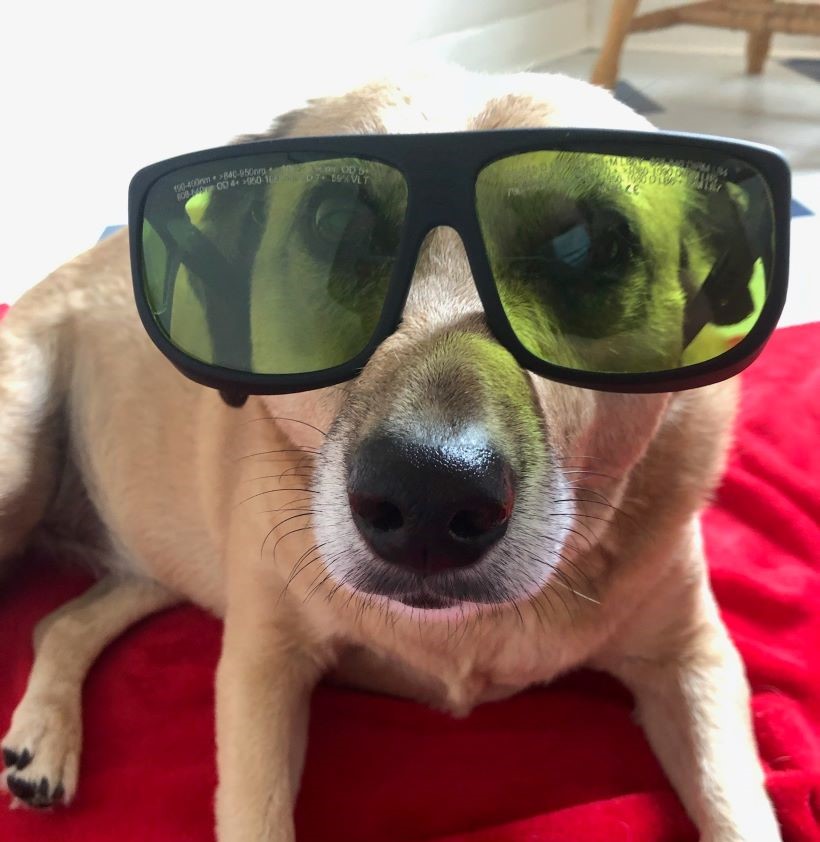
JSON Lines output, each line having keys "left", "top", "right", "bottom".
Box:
{"left": 347, "top": 431, "right": 515, "bottom": 575}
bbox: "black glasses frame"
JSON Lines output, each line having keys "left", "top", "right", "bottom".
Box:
{"left": 129, "top": 128, "right": 790, "bottom": 396}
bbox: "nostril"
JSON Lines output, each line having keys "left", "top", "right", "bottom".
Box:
{"left": 449, "top": 502, "right": 511, "bottom": 542}
{"left": 370, "top": 502, "right": 403, "bottom": 532}
{"left": 349, "top": 494, "right": 404, "bottom": 533}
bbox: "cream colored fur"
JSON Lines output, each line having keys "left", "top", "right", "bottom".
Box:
{"left": 0, "top": 66, "right": 781, "bottom": 841}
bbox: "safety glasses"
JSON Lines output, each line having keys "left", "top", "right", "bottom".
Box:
{"left": 128, "top": 129, "right": 790, "bottom": 397}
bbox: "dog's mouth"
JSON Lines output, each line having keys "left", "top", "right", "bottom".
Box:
{"left": 353, "top": 565, "right": 511, "bottom": 613}
{"left": 394, "top": 590, "right": 460, "bottom": 610}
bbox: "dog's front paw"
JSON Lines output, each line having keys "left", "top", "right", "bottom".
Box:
{"left": 1, "top": 697, "right": 80, "bottom": 808}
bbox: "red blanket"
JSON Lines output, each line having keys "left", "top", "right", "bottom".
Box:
{"left": 0, "top": 315, "right": 818, "bottom": 842}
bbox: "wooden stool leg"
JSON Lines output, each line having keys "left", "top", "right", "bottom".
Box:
{"left": 746, "top": 29, "right": 773, "bottom": 74}
{"left": 746, "top": 0, "right": 774, "bottom": 75}
{"left": 591, "top": 0, "right": 642, "bottom": 89}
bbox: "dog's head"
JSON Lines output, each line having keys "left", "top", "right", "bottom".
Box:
{"left": 251, "top": 67, "right": 713, "bottom": 616}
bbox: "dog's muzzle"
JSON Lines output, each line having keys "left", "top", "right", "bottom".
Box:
{"left": 346, "top": 428, "right": 515, "bottom": 606}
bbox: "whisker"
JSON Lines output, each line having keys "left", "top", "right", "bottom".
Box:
{"left": 258, "top": 506, "right": 315, "bottom": 514}
{"left": 527, "top": 590, "right": 549, "bottom": 632}
{"left": 279, "top": 467, "right": 316, "bottom": 479}
{"left": 561, "top": 487, "right": 613, "bottom": 506}
{"left": 532, "top": 509, "right": 594, "bottom": 545}
{"left": 285, "top": 453, "right": 316, "bottom": 475}
{"left": 233, "top": 487, "right": 319, "bottom": 510}
{"left": 302, "top": 563, "right": 331, "bottom": 603}
{"left": 567, "top": 521, "right": 600, "bottom": 549}
{"left": 553, "top": 552, "right": 598, "bottom": 594}
{"left": 553, "top": 578, "right": 601, "bottom": 604}
{"left": 544, "top": 579, "right": 572, "bottom": 618}
{"left": 558, "top": 492, "right": 615, "bottom": 508}
{"left": 277, "top": 544, "right": 326, "bottom": 603}
{"left": 258, "top": 495, "right": 315, "bottom": 512}
{"left": 326, "top": 576, "right": 349, "bottom": 605}
{"left": 284, "top": 554, "right": 318, "bottom": 588}
{"left": 562, "top": 526, "right": 594, "bottom": 552}
{"left": 341, "top": 583, "right": 360, "bottom": 615}
{"left": 549, "top": 561, "right": 600, "bottom": 605}
{"left": 241, "top": 469, "right": 315, "bottom": 484}
{"left": 234, "top": 447, "right": 320, "bottom": 463}
{"left": 510, "top": 595, "right": 525, "bottom": 628}
{"left": 304, "top": 570, "right": 335, "bottom": 605}
{"left": 242, "top": 416, "right": 328, "bottom": 438}
{"left": 561, "top": 469, "right": 620, "bottom": 482}
{"left": 517, "top": 533, "right": 598, "bottom": 598}
{"left": 268, "top": 518, "right": 347, "bottom": 565}
{"left": 263, "top": 521, "right": 315, "bottom": 561}
{"left": 534, "top": 579, "right": 560, "bottom": 619}
{"left": 559, "top": 493, "right": 639, "bottom": 527}
{"left": 259, "top": 511, "right": 313, "bottom": 552}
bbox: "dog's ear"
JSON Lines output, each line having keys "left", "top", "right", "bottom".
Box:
{"left": 232, "top": 105, "right": 310, "bottom": 144}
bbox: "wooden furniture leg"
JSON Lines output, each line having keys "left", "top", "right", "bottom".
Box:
{"left": 746, "top": 0, "right": 775, "bottom": 73}
{"left": 591, "top": 0, "right": 643, "bottom": 89}
{"left": 591, "top": 0, "right": 820, "bottom": 83}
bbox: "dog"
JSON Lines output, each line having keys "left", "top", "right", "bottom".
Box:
{"left": 0, "top": 65, "right": 782, "bottom": 841}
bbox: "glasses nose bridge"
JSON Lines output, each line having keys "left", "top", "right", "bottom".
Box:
{"left": 404, "top": 165, "right": 478, "bottom": 280}
{"left": 412, "top": 161, "right": 474, "bottom": 230}
{"left": 398, "top": 174, "right": 490, "bottom": 318}
{"left": 391, "top": 157, "right": 497, "bottom": 330}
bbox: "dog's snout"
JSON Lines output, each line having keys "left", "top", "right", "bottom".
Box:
{"left": 347, "top": 432, "right": 516, "bottom": 575}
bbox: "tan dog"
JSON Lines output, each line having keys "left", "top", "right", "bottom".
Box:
{"left": 0, "top": 67, "right": 781, "bottom": 842}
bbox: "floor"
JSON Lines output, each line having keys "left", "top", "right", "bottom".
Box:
{"left": 3, "top": 48, "right": 818, "bottom": 329}
{"left": 535, "top": 49, "right": 820, "bottom": 328}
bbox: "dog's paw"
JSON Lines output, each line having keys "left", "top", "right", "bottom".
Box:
{"left": 1, "top": 698, "right": 80, "bottom": 808}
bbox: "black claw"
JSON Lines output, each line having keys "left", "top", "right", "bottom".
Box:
{"left": 31, "top": 777, "right": 57, "bottom": 809}
{"left": 3, "top": 747, "right": 32, "bottom": 770}
{"left": 6, "top": 774, "right": 59, "bottom": 808}
{"left": 7, "top": 775, "right": 37, "bottom": 802}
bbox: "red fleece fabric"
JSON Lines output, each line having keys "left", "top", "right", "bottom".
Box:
{"left": 0, "top": 316, "right": 818, "bottom": 842}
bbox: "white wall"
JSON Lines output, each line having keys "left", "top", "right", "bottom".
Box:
{"left": 1, "top": 0, "right": 582, "bottom": 300}
{"left": 423, "top": 0, "right": 589, "bottom": 71}
{"left": 2, "top": 0, "right": 817, "bottom": 302}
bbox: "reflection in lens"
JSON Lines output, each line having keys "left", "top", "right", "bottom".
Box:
{"left": 141, "top": 155, "right": 408, "bottom": 375}
{"left": 476, "top": 151, "right": 774, "bottom": 375}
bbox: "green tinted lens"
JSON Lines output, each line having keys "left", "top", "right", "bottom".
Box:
{"left": 476, "top": 151, "right": 775, "bottom": 374}
{"left": 141, "top": 154, "right": 407, "bottom": 374}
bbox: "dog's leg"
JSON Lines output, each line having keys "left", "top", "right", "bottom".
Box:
{"left": 0, "top": 311, "right": 63, "bottom": 566}
{"left": 599, "top": 531, "right": 781, "bottom": 842}
{"left": 215, "top": 587, "right": 325, "bottom": 842}
{"left": 2, "top": 575, "right": 178, "bottom": 807}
